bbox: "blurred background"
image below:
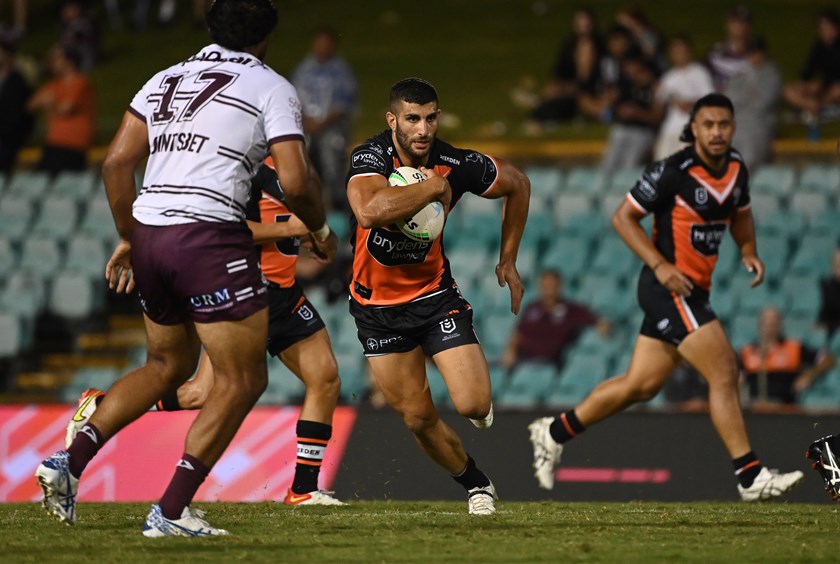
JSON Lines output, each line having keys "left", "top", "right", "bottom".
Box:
{"left": 1, "top": 0, "right": 839, "bottom": 419}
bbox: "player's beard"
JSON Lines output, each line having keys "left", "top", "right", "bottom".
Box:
{"left": 394, "top": 123, "right": 432, "bottom": 163}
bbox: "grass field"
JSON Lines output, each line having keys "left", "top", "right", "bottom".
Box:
{"left": 2, "top": 501, "right": 840, "bottom": 562}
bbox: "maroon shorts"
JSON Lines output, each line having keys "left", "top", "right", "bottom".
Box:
{"left": 131, "top": 221, "right": 268, "bottom": 325}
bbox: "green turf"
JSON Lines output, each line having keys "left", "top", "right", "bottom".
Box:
{"left": 2, "top": 501, "right": 840, "bottom": 562}
{"left": 12, "top": 0, "right": 840, "bottom": 147}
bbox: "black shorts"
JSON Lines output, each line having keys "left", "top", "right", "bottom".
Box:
{"left": 265, "top": 282, "right": 326, "bottom": 356}
{"left": 637, "top": 267, "right": 717, "bottom": 346}
{"left": 350, "top": 286, "right": 480, "bottom": 357}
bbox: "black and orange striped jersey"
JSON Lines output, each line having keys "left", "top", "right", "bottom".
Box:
{"left": 627, "top": 146, "right": 751, "bottom": 291}
{"left": 246, "top": 161, "right": 299, "bottom": 288}
{"left": 346, "top": 130, "right": 501, "bottom": 306}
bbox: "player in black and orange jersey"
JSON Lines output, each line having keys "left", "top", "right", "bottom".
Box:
{"left": 65, "top": 158, "right": 345, "bottom": 506}
{"left": 529, "top": 93, "right": 804, "bottom": 501}
{"left": 346, "top": 78, "right": 530, "bottom": 515}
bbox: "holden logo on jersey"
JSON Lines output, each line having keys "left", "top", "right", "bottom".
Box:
{"left": 297, "top": 304, "right": 314, "bottom": 321}
{"left": 695, "top": 187, "right": 708, "bottom": 205}
{"left": 440, "top": 318, "right": 457, "bottom": 334}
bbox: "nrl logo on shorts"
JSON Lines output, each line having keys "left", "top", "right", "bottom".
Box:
{"left": 695, "top": 187, "right": 708, "bottom": 205}
{"left": 439, "top": 318, "right": 457, "bottom": 334}
{"left": 297, "top": 305, "right": 314, "bottom": 321}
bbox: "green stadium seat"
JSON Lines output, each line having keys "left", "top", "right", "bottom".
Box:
{"left": 748, "top": 193, "right": 781, "bottom": 221}
{"left": 334, "top": 351, "right": 367, "bottom": 403}
{"left": 790, "top": 191, "right": 833, "bottom": 221}
{"left": 798, "top": 367, "right": 840, "bottom": 409}
{"left": 19, "top": 236, "right": 63, "bottom": 278}
{"left": 546, "top": 356, "right": 609, "bottom": 407}
{"left": 560, "top": 210, "right": 607, "bottom": 240}
{"left": 6, "top": 170, "right": 51, "bottom": 202}
{"left": 79, "top": 197, "right": 119, "bottom": 245}
{"left": 499, "top": 362, "right": 557, "bottom": 407}
{"left": 50, "top": 170, "right": 97, "bottom": 202}
{"left": 520, "top": 210, "right": 555, "bottom": 249}
{"left": 0, "top": 312, "right": 21, "bottom": 357}
{"left": 524, "top": 165, "right": 563, "bottom": 202}
{"left": 727, "top": 314, "right": 758, "bottom": 350}
{"left": 808, "top": 210, "right": 840, "bottom": 238}
{"left": 0, "top": 238, "right": 16, "bottom": 279}
{"left": 554, "top": 194, "right": 595, "bottom": 223}
{"left": 605, "top": 167, "right": 643, "bottom": 194}
{"left": 540, "top": 235, "right": 592, "bottom": 278}
{"left": 31, "top": 196, "right": 80, "bottom": 239}
{"left": 0, "top": 195, "right": 34, "bottom": 242}
{"left": 48, "top": 271, "right": 97, "bottom": 319}
{"left": 566, "top": 328, "right": 623, "bottom": 364}
{"left": 474, "top": 308, "right": 517, "bottom": 360}
{"left": 0, "top": 271, "right": 44, "bottom": 324}
{"left": 590, "top": 237, "right": 638, "bottom": 277}
{"left": 750, "top": 164, "right": 796, "bottom": 196}
{"left": 755, "top": 209, "right": 805, "bottom": 239}
{"left": 447, "top": 247, "right": 493, "bottom": 281}
{"left": 735, "top": 285, "right": 787, "bottom": 315}
{"left": 63, "top": 367, "right": 119, "bottom": 400}
{"left": 598, "top": 193, "right": 626, "bottom": 219}
{"left": 564, "top": 166, "right": 606, "bottom": 194}
{"left": 789, "top": 246, "right": 832, "bottom": 277}
{"left": 64, "top": 235, "right": 107, "bottom": 280}
{"left": 798, "top": 164, "right": 840, "bottom": 195}
{"left": 326, "top": 210, "right": 350, "bottom": 244}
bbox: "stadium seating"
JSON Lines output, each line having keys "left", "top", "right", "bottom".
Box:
{"left": 50, "top": 170, "right": 97, "bottom": 202}
{"left": 748, "top": 193, "right": 781, "bottom": 220}
{"left": 564, "top": 166, "right": 606, "bottom": 194}
{"left": 0, "top": 312, "right": 21, "bottom": 357}
{"left": 605, "top": 167, "right": 642, "bottom": 194}
{"left": 18, "top": 236, "right": 63, "bottom": 277}
{"left": 31, "top": 196, "right": 80, "bottom": 239}
{"left": 540, "top": 235, "right": 591, "bottom": 279}
{"left": 790, "top": 191, "right": 833, "bottom": 221}
{"left": 0, "top": 238, "right": 16, "bottom": 279}
{"left": 546, "top": 355, "right": 609, "bottom": 407}
{"left": 5, "top": 170, "right": 51, "bottom": 201}
{"left": 589, "top": 237, "right": 638, "bottom": 278}
{"left": 797, "top": 164, "right": 840, "bottom": 195}
{"left": 524, "top": 165, "right": 563, "bottom": 203}
{"left": 0, "top": 195, "right": 34, "bottom": 242}
{"left": 48, "top": 271, "right": 97, "bottom": 319}
{"left": 751, "top": 164, "right": 797, "bottom": 196}
{"left": 64, "top": 235, "right": 108, "bottom": 280}
{"left": 500, "top": 362, "right": 557, "bottom": 407}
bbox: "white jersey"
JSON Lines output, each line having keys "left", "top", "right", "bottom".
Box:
{"left": 129, "top": 44, "right": 303, "bottom": 225}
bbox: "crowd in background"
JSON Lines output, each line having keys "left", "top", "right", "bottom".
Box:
{"left": 519, "top": 5, "right": 840, "bottom": 172}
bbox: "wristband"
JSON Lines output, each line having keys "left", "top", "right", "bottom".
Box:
{"left": 312, "top": 224, "right": 331, "bottom": 242}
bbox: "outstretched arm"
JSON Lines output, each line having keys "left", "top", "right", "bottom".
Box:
{"left": 483, "top": 157, "right": 530, "bottom": 314}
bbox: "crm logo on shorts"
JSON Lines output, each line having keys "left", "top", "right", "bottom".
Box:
{"left": 440, "top": 318, "right": 457, "bottom": 334}
{"left": 190, "top": 288, "right": 232, "bottom": 309}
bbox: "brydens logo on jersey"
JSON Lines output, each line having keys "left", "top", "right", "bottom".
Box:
{"left": 352, "top": 150, "right": 385, "bottom": 170}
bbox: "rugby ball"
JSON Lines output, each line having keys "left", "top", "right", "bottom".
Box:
{"left": 388, "top": 166, "right": 445, "bottom": 243}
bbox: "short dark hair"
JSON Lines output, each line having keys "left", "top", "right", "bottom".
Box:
{"left": 679, "top": 93, "right": 735, "bottom": 143}
{"left": 206, "top": 0, "right": 278, "bottom": 52}
{"left": 389, "top": 77, "right": 438, "bottom": 112}
{"left": 820, "top": 8, "right": 840, "bottom": 28}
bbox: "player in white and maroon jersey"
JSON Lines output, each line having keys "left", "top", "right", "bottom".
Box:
{"left": 36, "top": 0, "right": 338, "bottom": 536}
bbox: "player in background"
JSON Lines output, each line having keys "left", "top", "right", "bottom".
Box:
{"left": 66, "top": 159, "right": 344, "bottom": 506}
{"left": 346, "top": 78, "right": 530, "bottom": 515}
{"left": 529, "top": 93, "right": 804, "bottom": 501}
{"left": 36, "top": 0, "right": 338, "bottom": 536}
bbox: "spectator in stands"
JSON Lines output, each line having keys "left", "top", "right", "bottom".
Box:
{"left": 740, "top": 306, "right": 835, "bottom": 406}
{"left": 579, "top": 25, "right": 639, "bottom": 122}
{"left": 706, "top": 5, "right": 753, "bottom": 90}
{"left": 59, "top": 0, "right": 99, "bottom": 71}
{"left": 818, "top": 247, "right": 840, "bottom": 338}
{"left": 524, "top": 8, "right": 603, "bottom": 130}
{"left": 653, "top": 35, "right": 714, "bottom": 160}
{"left": 598, "top": 55, "right": 663, "bottom": 176}
{"left": 292, "top": 26, "right": 357, "bottom": 211}
{"left": 726, "top": 36, "right": 782, "bottom": 170}
{"left": 0, "top": 0, "right": 26, "bottom": 39}
{"left": 0, "top": 34, "right": 33, "bottom": 174}
{"left": 615, "top": 7, "right": 663, "bottom": 71}
{"left": 783, "top": 9, "right": 840, "bottom": 133}
{"left": 28, "top": 44, "right": 95, "bottom": 177}
{"left": 502, "top": 269, "right": 610, "bottom": 371}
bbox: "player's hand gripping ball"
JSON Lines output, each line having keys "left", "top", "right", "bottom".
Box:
{"left": 387, "top": 166, "right": 445, "bottom": 243}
